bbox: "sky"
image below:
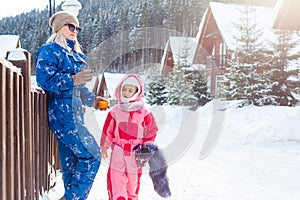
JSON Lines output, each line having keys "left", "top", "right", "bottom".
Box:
{"left": 38, "top": 92, "right": 300, "bottom": 200}
{"left": 0, "top": 0, "right": 64, "bottom": 19}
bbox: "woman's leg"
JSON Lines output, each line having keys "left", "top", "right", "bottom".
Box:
{"left": 56, "top": 123, "right": 101, "bottom": 200}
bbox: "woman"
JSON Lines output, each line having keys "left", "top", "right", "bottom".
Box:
{"left": 35, "top": 11, "right": 101, "bottom": 200}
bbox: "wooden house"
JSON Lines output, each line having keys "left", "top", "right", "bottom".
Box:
{"left": 160, "top": 36, "right": 200, "bottom": 76}
{"left": 193, "top": 2, "right": 276, "bottom": 98}
{"left": 94, "top": 72, "right": 126, "bottom": 106}
{"left": 273, "top": 0, "right": 300, "bottom": 30}
{"left": 161, "top": 2, "right": 277, "bottom": 98}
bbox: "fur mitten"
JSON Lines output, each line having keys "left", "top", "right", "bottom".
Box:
{"left": 148, "top": 145, "right": 171, "bottom": 198}
{"left": 133, "top": 142, "right": 171, "bottom": 198}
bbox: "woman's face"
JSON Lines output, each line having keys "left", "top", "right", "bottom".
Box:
{"left": 122, "top": 84, "right": 138, "bottom": 98}
{"left": 61, "top": 23, "right": 80, "bottom": 40}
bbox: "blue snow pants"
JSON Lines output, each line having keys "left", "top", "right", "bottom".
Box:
{"left": 57, "top": 126, "right": 100, "bottom": 200}
{"left": 49, "top": 96, "right": 101, "bottom": 200}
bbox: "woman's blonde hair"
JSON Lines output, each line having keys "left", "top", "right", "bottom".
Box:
{"left": 46, "top": 31, "right": 83, "bottom": 53}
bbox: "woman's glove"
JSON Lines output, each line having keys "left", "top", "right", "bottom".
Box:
{"left": 72, "top": 70, "right": 93, "bottom": 86}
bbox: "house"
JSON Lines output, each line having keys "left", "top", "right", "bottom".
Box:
{"left": 0, "top": 34, "right": 20, "bottom": 58}
{"left": 160, "top": 36, "right": 199, "bottom": 76}
{"left": 161, "top": 2, "right": 278, "bottom": 98}
{"left": 273, "top": 0, "right": 300, "bottom": 30}
{"left": 94, "top": 72, "right": 126, "bottom": 106}
{"left": 193, "top": 2, "right": 276, "bottom": 98}
{"left": 94, "top": 72, "right": 150, "bottom": 107}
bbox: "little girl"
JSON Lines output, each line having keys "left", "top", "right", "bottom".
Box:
{"left": 100, "top": 74, "right": 158, "bottom": 200}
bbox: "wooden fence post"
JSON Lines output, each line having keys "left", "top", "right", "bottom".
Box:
{"left": 6, "top": 67, "right": 15, "bottom": 200}
{"left": 0, "top": 61, "right": 7, "bottom": 200}
{"left": 7, "top": 50, "right": 33, "bottom": 200}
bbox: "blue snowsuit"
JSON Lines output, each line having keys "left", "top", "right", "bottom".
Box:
{"left": 36, "top": 39, "right": 101, "bottom": 200}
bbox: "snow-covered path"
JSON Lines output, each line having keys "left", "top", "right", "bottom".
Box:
{"left": 84, "top": 102, "right": 300, "bottom": 200}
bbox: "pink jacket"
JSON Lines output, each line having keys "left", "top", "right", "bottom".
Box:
{"left": 100, "top": 74, "right": 158, "bottom": 153}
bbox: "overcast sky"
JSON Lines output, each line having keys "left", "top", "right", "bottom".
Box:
{"left": 0, "top": 0, "right": 63, "bottom": 19}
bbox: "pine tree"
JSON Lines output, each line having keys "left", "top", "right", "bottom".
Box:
{"left": 185, "top": 67, "right": 211, "bottom": 110}
{"left": 224, "top": 5, "right": 271, "bottom": 106}
{"left": 145, "top": 78, "right": 169, "bottom": 106}
{"left": 268, "top": 30, "right": 300, "bottom": 106}
{"left": 167, "top": 37, "right": 210, "bottom": 109}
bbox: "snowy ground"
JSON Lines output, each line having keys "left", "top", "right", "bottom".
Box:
{"left": 45, "top": 100, "right": 300, "bottom": 200}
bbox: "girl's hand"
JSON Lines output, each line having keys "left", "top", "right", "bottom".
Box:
{"left": 102, "top": 149, "right": 108, "bottom": 159}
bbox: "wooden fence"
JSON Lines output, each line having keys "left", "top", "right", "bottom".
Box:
{"left": 0, "top": 50, "right": 60, "bottom": 200}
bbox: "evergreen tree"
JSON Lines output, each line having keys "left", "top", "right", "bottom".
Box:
{"left": 224, "top": 5, "right": 271, "bottom": 106}
{"left": 268, "top": 30, "right": 300, "bottom": 106}
{"left": 0, "top": 0, "right": 210, "bottom": 72}
{"left": 145, "top": 75, "right": 169, "bottom": 106}
{"left": 167, "top": 38, "right": 190, "bottom": 105}
{"left": 185, "top": 67, "right": 211, "bottom": 110}
{"left": 167, "top": 37, "right": 210, "bottom": 110}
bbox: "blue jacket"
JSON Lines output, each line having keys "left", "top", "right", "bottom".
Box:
{"left": 36, "top": 39, "right": 95, "bottom": 136}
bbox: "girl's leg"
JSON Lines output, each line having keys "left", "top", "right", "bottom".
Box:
{"left": 107, "top": 145, "right": 128, "bottom": 200}
{"left": 125, "top": 154, "right": 142, "bottom": 200}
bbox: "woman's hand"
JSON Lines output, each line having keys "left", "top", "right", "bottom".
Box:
{"left": 93, "top": 96, "right": 109, "bottom": 109}
{"left": 72, "top": 70, "right": 93, "bottom": 85}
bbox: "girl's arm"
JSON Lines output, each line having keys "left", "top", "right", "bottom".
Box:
{"left": 100, "top": 112, "right": 115, "bottom": 152}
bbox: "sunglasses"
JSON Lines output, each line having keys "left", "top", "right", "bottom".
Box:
{"left": 65, "top": 24, "right": 81, "bottom": 33}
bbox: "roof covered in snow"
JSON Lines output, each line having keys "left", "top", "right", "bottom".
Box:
{"left": 102, "top": 72, "right": 126, "bottom": 98}
{"left": 209, "top": 2, "right": 276, "bottom": 50}
{"left": 168, "top": 36, "right": 198, "bottom": 65}
{"left": 0, "top": 35, "right": 20, "bottom": 58}
{"left": 195, "top": 2, "right": 300, "bottom": 57}
{"left": 273, "top": 0, "right": 300, "bottom": 30}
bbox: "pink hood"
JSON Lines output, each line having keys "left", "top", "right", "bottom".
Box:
{"left": 115, "top": 74, "right": 144, "bottom": 103}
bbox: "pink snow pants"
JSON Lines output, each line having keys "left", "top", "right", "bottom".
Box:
{"left": 107, "top": 144, "right": 142, "bottom": 200}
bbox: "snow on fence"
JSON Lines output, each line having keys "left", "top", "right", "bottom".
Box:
{"left": 0, "top": 50, "right": 60, "bottom": 200}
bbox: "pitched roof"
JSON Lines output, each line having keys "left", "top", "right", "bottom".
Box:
{"left": 273, "top": 0, "right": 300, "bottom": 30}
{"left": 102, "top": 72, "right": 126, "bottom": 98}
{"left": 197, "top": 2, "right": 276, "bottom": 51}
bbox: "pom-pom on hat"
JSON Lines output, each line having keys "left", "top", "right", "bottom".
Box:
{"left": 49, "top": 11, "right": 79, "bottom": 33}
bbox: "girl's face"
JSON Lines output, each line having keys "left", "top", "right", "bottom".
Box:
{"left": 61, "top": 23, "right": 80, "bottom": 40}
{"left": 122, "top": 84, "right": 138, "bottom": 98}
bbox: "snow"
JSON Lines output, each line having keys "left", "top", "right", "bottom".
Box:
{"left": 209, "top": 2, "right": 276, "bottom": 51}
{"left": 43, "top": 100, "right": 300, "bottom": 200}
{"left": 168, "top": 37, "right": 198, "bottom": 65}
{"left": 0, "top": 35, "right": 20, "bottom": 58}
{"left": 101, "top": 72, "right": 126, "bottom": 98}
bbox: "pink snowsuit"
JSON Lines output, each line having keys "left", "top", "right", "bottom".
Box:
{"left": 100, "top": 74, "right": 158, "bottom": 200}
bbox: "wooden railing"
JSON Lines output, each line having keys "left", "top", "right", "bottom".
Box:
{"left": 0, "top": 50, "right": 60, "bottom": 200}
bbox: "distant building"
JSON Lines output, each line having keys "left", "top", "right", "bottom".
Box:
{"left": 94, "top": 72, "right": 126, "bottom": 106}
{"left": 162, "top": 2, "right": 295, "bottom": 99}
{"left": 273, "top": 0, "right": 300, "bottom": 31}
{"left": 160, "top": 36, "right": 200, "bottom": 76}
